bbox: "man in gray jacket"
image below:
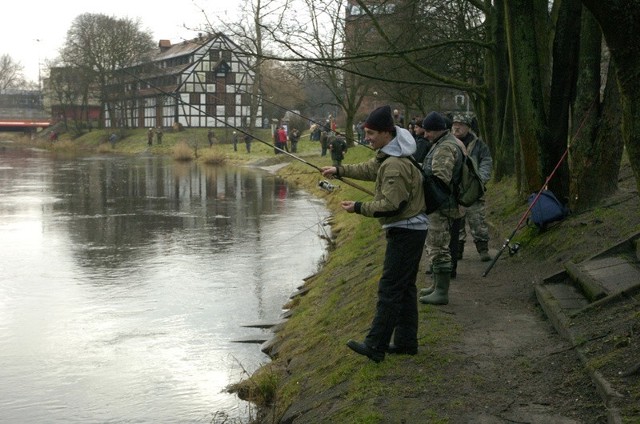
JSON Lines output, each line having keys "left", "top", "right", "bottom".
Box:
{"left": 451, "top": 113, "right": 493, "bottom": 262}
{"left": 321, "top": 105, "right": 427, "bottom": 362}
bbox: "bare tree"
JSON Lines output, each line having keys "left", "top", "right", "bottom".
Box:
{"left": 59, "top": 13, "right": 154, "bottom": 128}
{"left": 0, "top": 54, "right": 25, "bottom": 90}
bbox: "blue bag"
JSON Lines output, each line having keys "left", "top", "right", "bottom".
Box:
{"left": 527, "top": 190, "right": 569, "bottom": 231}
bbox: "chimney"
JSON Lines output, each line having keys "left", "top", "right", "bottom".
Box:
{"left": 158, "top": 40, "right": 171, "bottom": 52}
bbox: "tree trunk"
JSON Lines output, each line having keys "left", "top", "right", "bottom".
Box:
{"left": 504, "top": 0, "right": 550, "bottom": 194}
{"left": 484, "top": 0, "right": 514, "bottom": 182}
{"left": 581, "top": 0, "right": 640, "bottom": 195}
{"left": 545, "top": 0, "right": 582, "bottom": 203}
{"left": 569, "top": 10, "right": 623, "bottom": 210}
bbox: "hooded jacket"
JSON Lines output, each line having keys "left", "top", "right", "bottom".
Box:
{"left": 335, "top": 127, "right": 427, "bottom": 227}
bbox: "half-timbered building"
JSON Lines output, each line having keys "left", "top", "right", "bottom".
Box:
{"left": 105, "top": 32, "right": 261, "bottom": 130}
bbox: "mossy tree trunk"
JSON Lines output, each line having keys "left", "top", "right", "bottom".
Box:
{"left": 581, "top": 0, "right": 640, "bottom": 196}
{"left": 569, "top": 10, "right": 623, "bottom": 211}
{"left": 503, "top": 0, "right": 551, "bottom": 194}
{"left": 484, "top": 0, "right": 514, "bottom": 182}
{"left": 545, "top": 0, "right": 583, "bottom": 203}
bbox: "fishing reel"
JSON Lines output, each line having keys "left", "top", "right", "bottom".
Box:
{"left": 508, "top": 242, "right": 521, "bottom": 256}
{"left": 318, "top": 180, "right": 337, "bottom": 192}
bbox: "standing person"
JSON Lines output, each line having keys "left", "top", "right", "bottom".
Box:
{"left": 412, "top": 119, "right": 431, "bottom": 165}
{"left": 155, "top": 127, "right": 163, "bottom": 144}
{"left": 232, "top": 131, "right": 238, "bottom": 151}
{"left": 319, "top": 125, "right": 329, "bottom": 156}
{"left": 244, "top": 132, "right": 252, "bottom": 153}
{"left": 329, "top": 134, "right": 347, "bottom": 167}
{"left": 147, "top": 128, "right": 154, "bottom": 146}
{"left": 418, "top": 111, "right": 464, "bottom": 305}
{"left": 451, "top": 113, "right": 493, "bottom": 262}
{"left": 276, "top": 126, "right": 288, "bottom": 153}
{"left": 356, "top": 120, "right": 365, "bottom": 144}
{"left": 393, "top": 109, "right": 405, "bottom": 127}
{"left": 321, "top": 105, "right": 427, "bottom": 362}
{"left": 109, "top": 132, "right": 117, "bottom": 149}
{"left": 208, "top": 129, "right": 216, "bottom": 147}
{"left": 289, "top": 128, "right": 300, "bottom": 153}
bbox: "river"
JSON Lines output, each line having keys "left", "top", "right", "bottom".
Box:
{"left": 0, "top": 146, "right": 329, "bottom": 423}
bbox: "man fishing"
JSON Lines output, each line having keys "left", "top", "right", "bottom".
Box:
{"left": 320, "top": 105, "right": 427, "bottom": 362}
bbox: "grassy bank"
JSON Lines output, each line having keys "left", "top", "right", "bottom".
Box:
{"left": 232, "top": 149, "right": 639, "bottom": 423}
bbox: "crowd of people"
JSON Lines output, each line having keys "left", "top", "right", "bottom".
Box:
{"left": 320, "top": 104, "right": 494, "bottom": 363}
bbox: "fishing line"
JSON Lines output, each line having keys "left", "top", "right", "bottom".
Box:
{"left": 120, "top": 67, "right": 375, "bottom": 196}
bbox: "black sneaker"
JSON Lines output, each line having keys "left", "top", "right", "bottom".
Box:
{"left": 386, "top": 344, "right": 418, "bottom": 355}
{"left": 346, "top": 340, "right": 385, "bottom": 362}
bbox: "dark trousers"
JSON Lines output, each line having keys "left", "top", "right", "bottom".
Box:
{"left": 449, "top": 218, "right": 462, "bottom": 275}
{"left": 365, "top": 227, "right": 428, "bottom": 351}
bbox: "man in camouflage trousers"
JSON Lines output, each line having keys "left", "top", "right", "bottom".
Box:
{"left": 419, "top": 112, "right": 464, "bottom": 306}
{"left": 451, "top": 114, "right": 493, "bottom": 262}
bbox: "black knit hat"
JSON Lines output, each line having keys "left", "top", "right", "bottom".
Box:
{"left": 422, "top": 112, "right": 448, "bottom": 131}
{"left": 364, "top": 105, "right": 395, "bottom": 132}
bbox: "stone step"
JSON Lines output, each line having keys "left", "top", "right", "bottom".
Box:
{"left": 536, "top": 231, "right": 640, "bottom": 321}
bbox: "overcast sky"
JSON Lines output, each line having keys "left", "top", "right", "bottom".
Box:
{"left": 2, "top": 0, "right": 242, "bottom": 83}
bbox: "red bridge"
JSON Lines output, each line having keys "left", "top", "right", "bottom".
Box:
{"left": 0, "top": 90, "right": 53, "bottom": 132}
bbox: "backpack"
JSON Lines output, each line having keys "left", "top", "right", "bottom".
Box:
{"left": 409, "top": 156, "right": 451, "bottom": 214}
{"left": 527, "top": 189, "right": 569, "bottom": 231}
{"left": 444, "top": 140, "right": 486, "bottom": 207}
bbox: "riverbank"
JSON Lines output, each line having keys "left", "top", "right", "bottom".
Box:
{"left": 236, "top": 155, "right": 639, "bottom": 423}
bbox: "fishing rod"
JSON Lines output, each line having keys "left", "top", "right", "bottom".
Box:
{"left": 121, "top": 68, "right": 375, "bottom": 196}
{"left": 482, "top": 101, "right": 596, "bottom": 277}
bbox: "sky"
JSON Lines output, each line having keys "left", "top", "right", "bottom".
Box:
{"left": 2, "top": 0, "right": 242, "bottom": 83}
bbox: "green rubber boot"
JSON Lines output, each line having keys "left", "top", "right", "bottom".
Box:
{"left": 419, "top": 271, "right": 450, "bottom": 305}
{"left": 420, "top": 264, "right": 435, "bottom": 296}
{"left": 420, "top": 284, "right": 435, "bottom": 296}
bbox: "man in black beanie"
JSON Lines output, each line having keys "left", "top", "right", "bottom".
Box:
{"left": 320, "top": 105, "right": 428, "bottom": 362}
{"left": 418, "top": 111, "right": 464, "bottom": 305}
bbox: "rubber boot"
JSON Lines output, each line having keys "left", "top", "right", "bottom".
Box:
{"left": 419, "top": 271, "right": 450, "bottom": 305}
{"left": 420, "top": 265, "right": 435, "bottom": 296}
{"left": 420, "top": 284, "right": 434, "bottom": 296}
{"left": 476, "top": 241, "right": 491, "bottom": 262}
{"left": 457, "top": 241, "right": 464, "bottom": 260}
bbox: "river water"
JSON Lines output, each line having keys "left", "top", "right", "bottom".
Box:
{"left": 0, "top": 147, "right": 329, "bottom": 423}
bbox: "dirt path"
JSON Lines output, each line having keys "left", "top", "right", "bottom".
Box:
{"left": 427, "top": 242, "right": 606, "bottom": 423}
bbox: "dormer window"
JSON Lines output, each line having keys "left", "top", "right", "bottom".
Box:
{"left": 215, "top": 61, "right": 230, "bottom": 77}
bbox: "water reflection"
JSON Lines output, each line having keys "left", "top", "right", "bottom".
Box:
{"left": 0, "top": 149, "right": 328, "bottom": 423}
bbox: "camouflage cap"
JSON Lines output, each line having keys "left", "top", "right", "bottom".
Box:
{"left": 452, "top": 113, "right": 473, "bottom": 127}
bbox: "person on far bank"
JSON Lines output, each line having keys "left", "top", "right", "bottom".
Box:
{"left": 289, "top": 128, "right": 301, "bottom": 153}
{"left": 232, "top": 131, "right": 239, "bottom": 151}
{"left": 451, "top": 113, "right": 493, "bottom": 262}
{"left": 321, "top": 105, "right": 427, "bottom": 363}
{"left": 208, "top": 129, "right": 216, "bottom": 147}
{"left": 244, "top": 132, "right": 253, "bottom": 153}
{"left": 155, "top": 127, "right": 163, "bottom": 144}
{"left": 147, "top": 128, "right": 154, "bottom": 146}
{"left": 419, "top": 111, "right": 464, "bottom": 306}
{"left": 329, "top": 134, "right": 348, "bottom": 167}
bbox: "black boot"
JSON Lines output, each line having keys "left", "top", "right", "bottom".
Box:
{"left": 476, "top": 241, "right": 491, "bottom": 262}
{"left": 457, "top": 241, "right": 465, "bottom": 260}
{"left": 347, "top": 340, "right": 384, "bottom": 362}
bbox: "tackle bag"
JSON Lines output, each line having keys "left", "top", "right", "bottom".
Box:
{"left": 527, "top": 189, "right": 569, "bottom": 231}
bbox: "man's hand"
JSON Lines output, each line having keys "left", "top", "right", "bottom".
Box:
{"left": 321, "top": 166, "right": 337, "bottom": 178}
{"left": 341, "top": 201, "right": 356, "bottom": 213}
